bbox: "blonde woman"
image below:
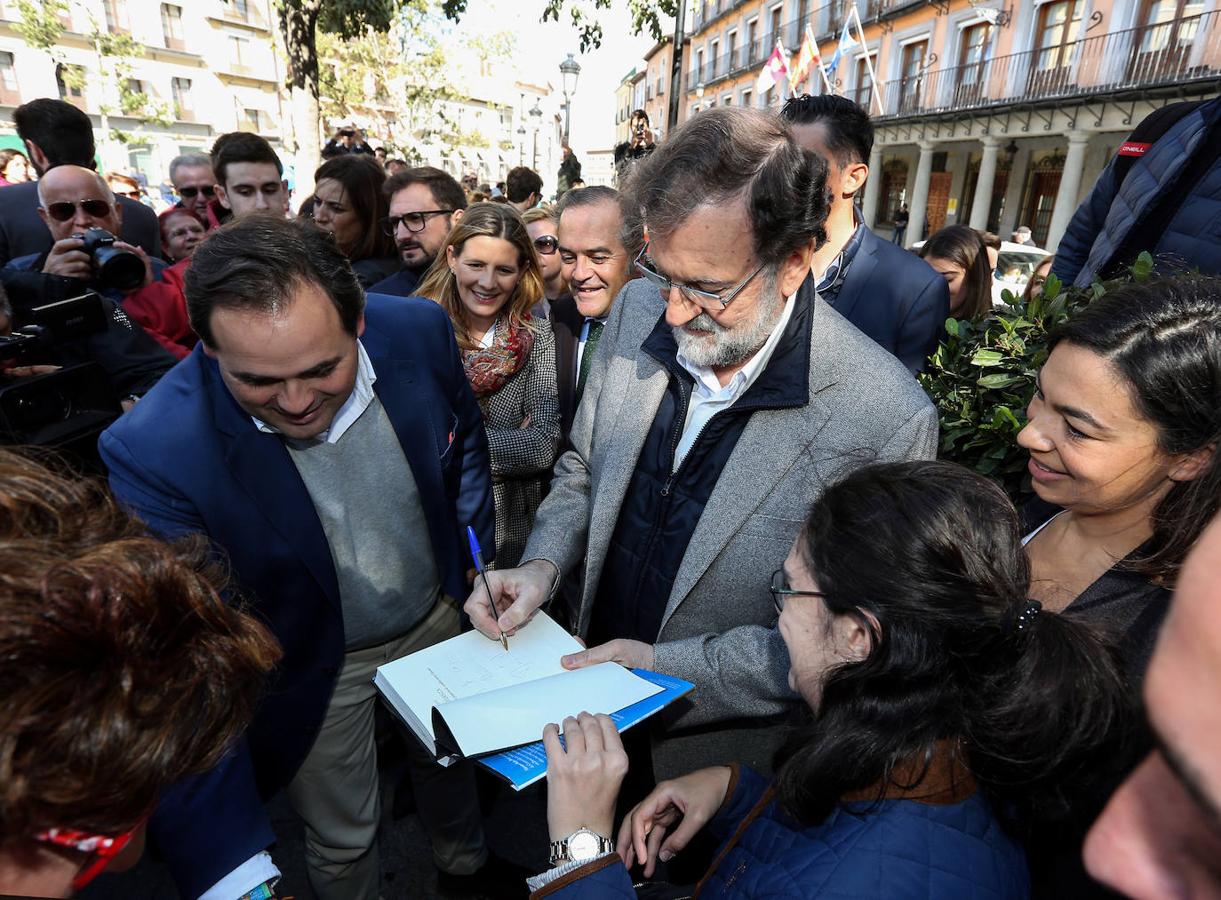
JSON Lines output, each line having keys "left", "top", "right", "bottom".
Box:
{"left": 417, "top": 202, "right": 561, "bottom": 568}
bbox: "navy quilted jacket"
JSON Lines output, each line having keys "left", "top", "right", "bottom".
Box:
{"left": 535, "top": 767, "right": 1029, "bottom": 899}
{"left": 1053, "top": 96, "right": 1221, "bottom": 287}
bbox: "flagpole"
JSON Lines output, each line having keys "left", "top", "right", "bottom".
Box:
{"left": 852, "top": 4, "right": 885, "bottom": 116}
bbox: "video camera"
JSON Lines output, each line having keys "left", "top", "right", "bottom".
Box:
{"left": 0, "top": 291, "right": 122, "bottom": 455}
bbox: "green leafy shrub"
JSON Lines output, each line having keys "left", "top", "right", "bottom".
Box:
{"left": 918, "top": 253, "right": 1154, "bottom": 501}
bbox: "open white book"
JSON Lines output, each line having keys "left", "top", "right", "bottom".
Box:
{"left": 374, "top": 612, "right": 670, "bottom": 765}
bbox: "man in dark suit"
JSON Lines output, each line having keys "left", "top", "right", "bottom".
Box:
{"left": 782, "top": 95, "right": 948, "bottom": 375}
{"left": 551, "top": 186, "right": 642, "bottom": 441}
{"left": 99, "top": 217, "right": 496, "bottom": 900}
{"left": 0, "top": 99, "right": 160, "bottom": 266}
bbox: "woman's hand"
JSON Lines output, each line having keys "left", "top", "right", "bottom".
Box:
{"left": 616, "top": 766, "right": 733, "bottom": 878}
{"left": 543, "top": 713, "right": 629, "bottom": 843}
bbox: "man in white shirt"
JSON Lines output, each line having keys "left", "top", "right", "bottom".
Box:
{"left": 465, "top": 108, "right": 938, "bottom": 799}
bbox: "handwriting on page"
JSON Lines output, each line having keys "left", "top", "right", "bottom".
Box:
{"left": 425, "top": 653, "right": 544, "bottom": 704}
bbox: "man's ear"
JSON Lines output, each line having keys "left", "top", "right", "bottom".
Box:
{"left": 23, "top": 140, "right": 49, "bottom": 175}
{"left": 843, "top": 161, "right": 870, "bottom": 200}
{"left": 778, "top": 241, "right": 815, "bottom": 297}
{"left": 840, "top": 609, "right": 878, "bottom": 662}
{"left": 214, "top": 183, "right": 232, "bottom": 212}
{"left": 1170, "top": 444, "right": 1216, "bottom": 483}
{"left": 450, "top": 208, "right": 464, "bottom": 226}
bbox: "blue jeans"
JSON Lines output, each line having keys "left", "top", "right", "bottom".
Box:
{"left": 892, "top": 226, "right": 906, "bottom": 245}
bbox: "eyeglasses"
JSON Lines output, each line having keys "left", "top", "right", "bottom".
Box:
{"left": 633, "top": 245, "right": 766, "bottom": 310}
{"left": 769, "top": 568, "right": 826, "bottom": 615}
{"left": 177, "top": 184, "right": 215, "bottom": 199}
{"left": 381, "top": 210, "right": 454, "bottom": 235}
{"left": 42, "top": 199, "right": 112, "bottom": 222}
{"left": 533, "top": 235, "right": 558, "bottom": 255}
{"left": 34, "top": 823, "right": 142, "bottom": 890}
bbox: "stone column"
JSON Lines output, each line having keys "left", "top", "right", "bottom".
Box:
{"left": 862, "top": 144, "right": 884, "bottom": 229}
{"left": 1045, "top": 130, "right": 1091, "bottom": 252}
{"left": 906, "top": 140, "right": 936, "bottom": 245}
{"left": 968, "top": 136, "right": 1001, "bottom": 231}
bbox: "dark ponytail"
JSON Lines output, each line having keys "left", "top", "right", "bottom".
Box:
{"left": 775, "top": 461, "right": 1133, "bottom": 826}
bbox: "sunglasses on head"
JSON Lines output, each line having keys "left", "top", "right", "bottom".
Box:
{"left": 533, "top": 235, "right": 559, "bottom": 255}
{"left": 177, "top": 184, "right": 215, "bottom": 199}
{"left": 43, "top": 199, "right": 112, "bottom": 222}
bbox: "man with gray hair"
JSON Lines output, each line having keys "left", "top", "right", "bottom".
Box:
{"left": 168, "top": 152, "right": 217, "bottom": 217}
{"left": 466, "top": 108, "right": 938, "bottom": 791}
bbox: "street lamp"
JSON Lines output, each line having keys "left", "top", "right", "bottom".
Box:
{"left": 559, "top": 53, "right": 581, "bottom": 145}
{"left": 529, "top": 100, "right": 543, "bottom": 171}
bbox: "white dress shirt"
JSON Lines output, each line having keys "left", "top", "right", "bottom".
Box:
{"left": 251, "top": 341, "right": 377, "bottom": 444}
{"left": 574, "top": 316, "right": 607, "bottom": 388}
{"left": 672, "top": 292, "right": 797, "bottom": 470}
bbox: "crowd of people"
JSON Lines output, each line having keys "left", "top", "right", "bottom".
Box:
{"left": 0, "top": 86, "right": 1218, "bottom": 900}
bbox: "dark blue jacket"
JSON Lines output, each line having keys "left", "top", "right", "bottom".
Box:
{"left": 369, "top": 265, "right": 421, "bottom": 297}
{"left": 539, "top": 767, "right": 1029, "bottom": 899}
{"left": 1053, "top": 96, "right": 1221, "bottom": 287}
{"left": 98, "top": 293, "right": 494, "bottom": 899}
{"left": 827, "top": 227, "right": 949, "bottom": 375}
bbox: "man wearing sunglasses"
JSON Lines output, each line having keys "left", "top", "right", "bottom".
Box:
{"left": 0, "top": 98, "right": 160, "bottom": 267}
{"left": 168, "top": 153, "right": 217, "bottom": 218}
{"left": 368, "top": 167, "right": 467, "bottom": 298}
{"left": 467, "top": 109, "right": 936, "bottom": 793}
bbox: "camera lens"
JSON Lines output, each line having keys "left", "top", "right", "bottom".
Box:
{"left": 93, "top": 246, "right": 146, "bottom": 292}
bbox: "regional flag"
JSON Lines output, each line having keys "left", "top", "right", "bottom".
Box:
{"left": 826, "top": 18, "right": 858, "bottom": 71}
{"left": 789, "top": 26, "right": 820, "bottom": 91}
{"left": 756, "top": 40, "right": 790, "bottom": 94}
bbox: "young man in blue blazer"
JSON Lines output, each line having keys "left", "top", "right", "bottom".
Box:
{"left": 99, "top": 217, "right": 496, "bottom": 900}
{"left": 783, "top": 95, "right": 949, "bottom": 375}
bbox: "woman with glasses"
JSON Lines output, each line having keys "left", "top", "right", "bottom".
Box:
{"left": 533, "top": 460, "right": 1130, "bottom": 899}
{"left": 304, "top": 154, "right": 398, "bottom": 289}
{"left": 157, "top": 207, "right": 206, "bottom": 263}
{"left": 523, "top": 206, "right": 564, "bottom": 316}
{"left": 416, "top": 203, "right": 560, "bottom": 569}
{"left": 0, "top": 450, "right": 279, "bottom": 897}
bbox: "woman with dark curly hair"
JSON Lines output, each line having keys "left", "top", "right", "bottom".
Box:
{"left": 532, "top": 461, "right": 1130, "bottom": 899}
{"left": 0, "top": 450, "right": 280, "bottom": 897}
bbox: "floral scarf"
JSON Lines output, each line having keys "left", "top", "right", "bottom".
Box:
{"left": 462, "top": 315, "right": 535, "bottom": 398}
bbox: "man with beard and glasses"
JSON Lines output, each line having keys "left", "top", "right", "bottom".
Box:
{"left": 369, "top": 167, "right": 467, "bottom": 298}
{"left": 465, "top": 108, "right": 937, "bottom": 799}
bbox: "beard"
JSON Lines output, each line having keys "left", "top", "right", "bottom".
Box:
{"left": 673, "top": 270, "right": 785, "bottom": 369}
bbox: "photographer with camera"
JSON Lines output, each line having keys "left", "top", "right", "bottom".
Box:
{"left": 0, "top": 164, "right": 175, "bottom": 403}
{"left": 323, "top": 124, "right": 374, "bottom": 157}
{"left": 612, "top": 109, "right": 657, "bottom": 189}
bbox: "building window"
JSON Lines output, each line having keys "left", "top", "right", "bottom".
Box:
{"left": 171, "top": 76, "right": 192, "bottom": 115}
{"left": 104, "top": 0, "right": 129, "bottom": 33}
{"left": 161, "top": 4, "right": 184, "bottom": 49}
{"left": 853, "top": 54, "right": 876, "bottom": 108}
{"left": 898, "top": 40, "right": 927, "bottom": 113}
{"left": 746, "top": 17, "right": 759, "bottom": 65}
{"left": 727, "top": 29, "right": 738, "bottom": 70}
{"left": 0, "top": 51, "right": 17, "bottom": 102}
{"left": 696, "top": 48, "right": 705, "bottom": 85}
{"left": 768, "top": 4, "right": 782, "bottom": 47}
{"left": 224, "top": 0, "right": 251, "bottom": 20}
{"left": 241, "top": 108, "right": 263, "bottom": 132}
{"left": 55, "top": 63, "right": 86, "bottom": 108}
{"left": 1132, "top": 0, "right": 1204, "bottom": 76}
{"left": 741, "top": 89, "right": 753, "bottom": 107}
{"left": 229, "top": 35, "right": 250, "bottom": 69}
{"left": 1033, "top": 0, "right": 1082, "bottom": 74}
{"left": 955, "top": 21, "right": 992, "bottom": 104}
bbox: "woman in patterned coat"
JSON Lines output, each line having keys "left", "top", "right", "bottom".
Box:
{"left": 416, "top": 202, "right": 560, "bottom": 569}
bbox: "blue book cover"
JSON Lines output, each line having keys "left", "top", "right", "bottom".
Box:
{"left": 476, "top": 669, "right": 694, "bottom": 791}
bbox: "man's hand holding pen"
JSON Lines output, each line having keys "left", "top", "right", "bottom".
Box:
{"left": 464, "top": 558, "right": 558, "bottom": 643}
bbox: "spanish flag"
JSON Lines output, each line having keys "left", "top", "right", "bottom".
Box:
{"left": 789, "top": 26, "right": 821, "bottom": 92}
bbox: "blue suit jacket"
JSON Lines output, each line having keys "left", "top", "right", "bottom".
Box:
{"left": 827, "top": 227, "right": 949, "bottom": 374}
{"left": 98, "top": 293, "right": 494, "bottom": 899}
{"left": 368, "top": 265, "right": 420, "bottom": 297}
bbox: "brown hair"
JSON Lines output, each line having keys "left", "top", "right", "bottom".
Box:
{"left": 312, "top": 154, "right": 396, "bottom": 262}
{"left": 0, "top": 450, "right": 280, "bottom": 842}
{"left": 415, "top": 202, "right": 544, "bottom": 351}
{"left": 919, "top": 224, "right": 993, "bottom": 321}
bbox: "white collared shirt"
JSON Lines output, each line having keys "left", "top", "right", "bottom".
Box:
{"left": 672, "top": 291, "right": 797, "bottom": 470}
{"left": 251, "top": 340, "right": 377, "bottom": 444}
{"left": 575, "top": 316, "right": 607, "bottom": 388}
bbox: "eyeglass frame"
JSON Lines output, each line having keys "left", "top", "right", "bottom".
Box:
{"left": 40, "top": 198, "right": 114, "bottom": 222}
{"left": 633, "top": 244, "right": 768, "bottom": 310}
{"left": 533, "top": 235, "right": 559, "bottom": 255}
{"left": 380, "top": 209, "right": 454, "bottom": 235}
{"left": 34, "top": 822, "right": 143, "bottom": 890}
{"left": 769, "top": 567, "right": 826, "bottom": 615}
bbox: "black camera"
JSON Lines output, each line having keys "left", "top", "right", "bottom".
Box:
{"left": 75, "top": 227, "right": 145, "bottom": 292}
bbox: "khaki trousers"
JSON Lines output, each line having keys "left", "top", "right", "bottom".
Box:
{"left": 285, "top": 598, "right": 488, "bottom": 900}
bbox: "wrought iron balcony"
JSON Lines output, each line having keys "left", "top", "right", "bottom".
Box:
{"left": 874, "top": 9, "right": 1220, "bottom": 121}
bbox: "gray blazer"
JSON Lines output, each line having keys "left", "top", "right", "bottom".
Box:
{"left": 522, "top": 278, "right": 938, "bottom": 777}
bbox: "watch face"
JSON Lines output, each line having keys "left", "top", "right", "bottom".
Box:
{"left": 568, "top": 831, "right": 601, "bottom": 861}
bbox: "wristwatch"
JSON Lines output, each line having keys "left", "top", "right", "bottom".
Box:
{"left": 549, "top": 827, "right": 614, "bottom": 865}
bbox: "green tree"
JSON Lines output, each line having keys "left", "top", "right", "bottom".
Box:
{"left": 13, "top": 0, "right": 174, "bottom": 165}
{"left": 441, "top": 0, "right": 679, "bottom": 52}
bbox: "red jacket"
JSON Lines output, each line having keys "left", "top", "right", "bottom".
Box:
{"left": 123, "top": 258, "right": 196, "bottom": 360}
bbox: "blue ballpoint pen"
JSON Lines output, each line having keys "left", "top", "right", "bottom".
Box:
{"left": 467, "top": 526, "right": 508, "bottom": 651}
